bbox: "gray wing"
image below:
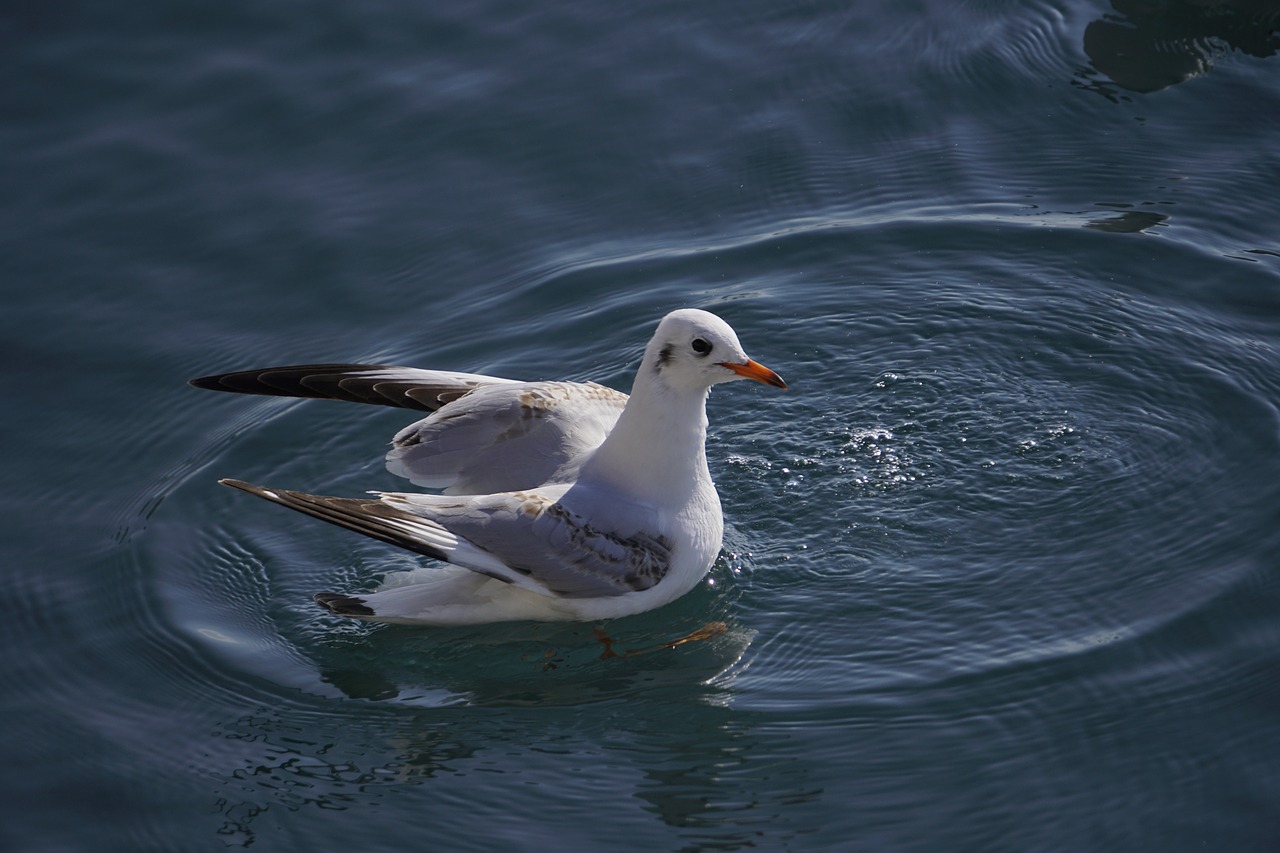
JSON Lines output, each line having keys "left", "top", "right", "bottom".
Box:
{"left": 386, "top": 381, "right": 627, "bottom": 494}
{"left": 221, "top": 479, "right": 672, "bottom": 599}
{"left": 191, "top": 364, "right": 626, "bottom": 494}
{"left": 382, "top": 487, "right": 674, "bottom": 597}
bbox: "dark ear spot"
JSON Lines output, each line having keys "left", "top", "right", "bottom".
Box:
{"left": 655, "top": 343, "right": 674, "bottom": 370}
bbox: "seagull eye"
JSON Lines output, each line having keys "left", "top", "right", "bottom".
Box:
{"left": 691, "top": 338, "right": 712, "bottom": 357}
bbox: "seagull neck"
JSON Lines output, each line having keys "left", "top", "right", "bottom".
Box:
{"left": 581, "top": 378, "right": 710, "bottom": 502}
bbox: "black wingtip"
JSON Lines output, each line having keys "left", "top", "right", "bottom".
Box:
{"left": 185, "top": 364, "right": 444, "bottom": 411}
{"left": 314, "top": 592, "right": 375, "bottom": 617}
{"left": 215, "top": 478, "right": 454, "bottom": 563}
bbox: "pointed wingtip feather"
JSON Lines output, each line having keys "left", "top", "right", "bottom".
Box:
{"left": 189, "top": 374, "right": 223, "bottom": 391}
{"left": 219, "top": 478, "right": 268, "bottom": 497}
{"left": 187, "top": 364, "right": 447, "bottom": 411}
{"left": 215, "top": 477, "right": 453, "bottom": 563}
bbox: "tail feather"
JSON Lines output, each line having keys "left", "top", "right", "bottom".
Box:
{"left": 218, "top": 478, "right": 452, "bottom": 562}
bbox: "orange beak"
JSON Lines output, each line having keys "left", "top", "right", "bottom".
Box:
{"left": 719, "top": 358, "right": 788, "bottom": 389}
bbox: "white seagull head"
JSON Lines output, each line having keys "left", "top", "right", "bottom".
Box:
{"left": 642, "top": 308, "right": 788, "bottom": 396}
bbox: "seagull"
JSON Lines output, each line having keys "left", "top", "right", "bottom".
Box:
{"left": 191, "top": 308, "right": 787, "bottom": 626}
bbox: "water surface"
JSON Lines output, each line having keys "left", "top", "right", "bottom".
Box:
{"left": 3, "top": 1, "right": 1279, "bottom": 850}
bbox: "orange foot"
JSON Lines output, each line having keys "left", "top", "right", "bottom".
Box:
{"left": 593, "top": 626, "right": 619, "bottom": 659}
{"left": 594, "top": 621, "right": 729, "bottom": 660}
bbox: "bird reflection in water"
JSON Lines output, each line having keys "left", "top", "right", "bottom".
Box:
{"left": 1077, "top": 0, "right": 1278, "bottom": 97}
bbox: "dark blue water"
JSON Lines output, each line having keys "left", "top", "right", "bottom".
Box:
{"left": 4, "top": 1, "right": 1279, "bottom": 850}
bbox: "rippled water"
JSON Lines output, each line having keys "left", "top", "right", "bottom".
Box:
{"left": 5, "top": 1, "right": 1279, "bottom": 850}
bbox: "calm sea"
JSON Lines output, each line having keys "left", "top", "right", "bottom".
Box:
{"left": 4, "top": 1, "right": 1279, "bottom": 850}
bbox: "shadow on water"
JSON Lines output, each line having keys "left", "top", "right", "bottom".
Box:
{"left": 1075, "top": 0, "right": 1278, "bottom": 98}
{"left": 198, "top": 610, "right": 831, "bottom": 849}
{"left": 206, "top": 698, "right": 822, "bottom": 849}
{"left": 1081, "top": 206, "right": 1170, "bottom": 233}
